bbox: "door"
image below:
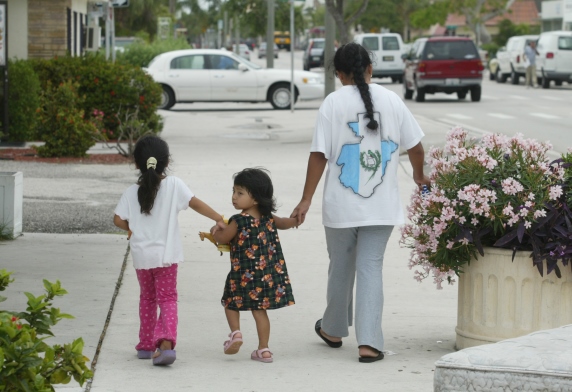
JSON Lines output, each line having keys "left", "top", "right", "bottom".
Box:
{"left": 167, "top": 54, "right": 211, "bottom": 101}
{"left": 207, "top": 54, "right": 259, "bottom": 101}
{"left": 361, "top": 36, "right": 382, "bottom": 72}
{"left": 380, "top": 35, "right": 405, "bottom": 73}
{"left": 556, "top": 35, "right": 572, "bottom": 75}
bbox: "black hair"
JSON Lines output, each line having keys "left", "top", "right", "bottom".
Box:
{"left": 333, "top": 42, "right": 378, "bottom": 132}
{"left": 133, "top": 135, "right": 170, "bottom": 215}
{"left": 233, "top": 168, "right": 277, "bottom": 217}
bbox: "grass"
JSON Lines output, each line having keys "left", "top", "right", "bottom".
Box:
{"left": 0, "top": 222, "right": 15, "bottom": 241}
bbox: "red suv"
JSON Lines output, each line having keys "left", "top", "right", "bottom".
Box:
{"left": 403, "top": 37, "right": 484, "bottom": 102}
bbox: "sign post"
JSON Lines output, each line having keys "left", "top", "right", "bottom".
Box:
{"left": 0, "top": 1, "right": 8, "bottom": 140}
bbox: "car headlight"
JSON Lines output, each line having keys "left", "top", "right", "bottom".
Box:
{"left": 302, "top": 77, "right": 322, "bottom": 84}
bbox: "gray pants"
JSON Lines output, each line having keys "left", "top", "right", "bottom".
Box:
{"left": 322, "top": 225, "right": 393, "bottom": 352}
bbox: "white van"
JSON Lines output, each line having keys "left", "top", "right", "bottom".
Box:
{"left": 535, "top": 30, "right": 572, "bottom": 89}
{"left": 495, "top": 35, "right": 538, "bottom": 84}
{"left": 354, "top": 33, "right": 405, "bottom": 83}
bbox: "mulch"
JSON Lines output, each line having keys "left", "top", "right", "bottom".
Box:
{"left": 0, "top": 148, "right": 130, "bottom": 164}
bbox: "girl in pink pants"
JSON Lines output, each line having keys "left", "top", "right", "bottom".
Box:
{"left": 114, "top": 135, "right": 225, "bottom": 366}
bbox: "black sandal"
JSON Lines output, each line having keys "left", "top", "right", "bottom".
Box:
{"left": 314, "top": 319, "right": 342, "bottom": 348}
{"left": 358, "top": 346, "right": 384, "bottom": 363}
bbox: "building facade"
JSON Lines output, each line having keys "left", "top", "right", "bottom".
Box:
{"left": 541, "top": 0, "right": 572, "bottom": 31}
{"left": 7, "top": 0, "right": 88, "bottom": 60}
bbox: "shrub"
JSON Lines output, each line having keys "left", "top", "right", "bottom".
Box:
{"left": 116, "top": 37, "right": 191, "bottom": 68}
{"left": 6, "top": 59, "right": 41, "bottom": 142}
{"left": 35, "top": 80, "right": 99, "bottom": 158}
{"left": 0, "top": 269, "right": 93, "bottom": 390}
{"left": 31, "top": 53, "right": 162, "bottom": 141}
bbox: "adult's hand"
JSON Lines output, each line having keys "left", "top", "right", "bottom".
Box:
{"left": 291, "top": 199, "right": 311, "bottom": 226}
{"left": 413, "top": 173, "right": 431, "bottom": 189}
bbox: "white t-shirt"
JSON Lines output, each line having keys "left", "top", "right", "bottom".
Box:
{"left": 114, "top": 176, "right": 194, "bottom": 269}
{"left": 311, "top": 84, "right": 424, "bottom": 228}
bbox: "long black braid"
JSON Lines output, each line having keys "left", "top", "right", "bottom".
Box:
{"left": 333, "top": 42, "right": 378, "bottom": 132}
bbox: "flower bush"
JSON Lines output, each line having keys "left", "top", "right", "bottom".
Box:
{"left": 400, "top": 127, "right": 572, "bottom": 289}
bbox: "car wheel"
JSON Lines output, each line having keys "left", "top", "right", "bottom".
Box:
{"left": 397, "top": 75, "right": 403, "bottom": 84}
{"left": 496, "top": 69, "right": 506, "bottom": 84}
{"left": 159, "top": 85, "right": 175, "bottom": 110}
{"left": 269, "top": 83, "right": 296, "bottom": 110}
{"left": 542, "top": 77, "right": 550, "bottom": 89}
{"left": 555, "top": 80, "right": 563, "bottom": 86}
{"left": 415, "top": 85, "right": 425, "bottom": 102}
{"left": 511, "top": 69, "right": 519, "bottom": 85}
{"left": 303, "top": 63, "right": 310, "bottom": 71}
{"left": 470, "top": 85, "right": 481, "bottom": 102}
{"left": 403, "top": 82, "right": 413, "bottom": 100}
{"left": 457, "top": 90, "right": 467, "bottom": 100}
{"left": 489, "top": 69, "right": 495, "bottom": 81}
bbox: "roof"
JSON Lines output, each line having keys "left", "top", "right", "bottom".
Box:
{"left": 445, "top": 0, "right": 540, "bottom": 27}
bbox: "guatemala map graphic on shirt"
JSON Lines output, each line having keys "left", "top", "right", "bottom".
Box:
{"left": 336, "top": 112, "right": 398, "bottom": 198}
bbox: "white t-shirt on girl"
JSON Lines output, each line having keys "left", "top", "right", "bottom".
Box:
{"left": 115, "top": 176, "right": 194, "bottom": 269}
{"left": 311, "top": 84, "right": 424, "bottom": 228}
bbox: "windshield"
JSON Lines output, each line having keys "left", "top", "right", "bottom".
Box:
{"left": 423, "top": 41, "right": 479, "bottom": 60}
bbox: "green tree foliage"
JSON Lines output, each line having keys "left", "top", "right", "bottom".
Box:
{"left": 221, "top": 0, "right": 305, "bottom": 38}
{"left": 114, "top": 0, "right": 171, "bottom": 40}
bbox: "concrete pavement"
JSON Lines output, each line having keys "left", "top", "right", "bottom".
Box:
{"left": 1, "top": 100, "right": 459, "bottom": 391}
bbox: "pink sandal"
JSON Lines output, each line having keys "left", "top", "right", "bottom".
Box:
{"left": 251, "top": 348, "right": 273, "bottom": 363}
{"left": 223, "top": 330, "right": 243, "bottom": 354}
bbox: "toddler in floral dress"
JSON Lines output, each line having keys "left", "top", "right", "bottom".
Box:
{"left": 212, "top": 168, "right": 296, "bottom": 363}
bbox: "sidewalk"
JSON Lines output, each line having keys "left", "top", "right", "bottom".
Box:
{"left": 1, "top": 104, "right": 458, "bottom": 391}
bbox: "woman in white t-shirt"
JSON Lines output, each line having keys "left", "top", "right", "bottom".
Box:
{"left": 291, "top": 42, "right": 430, "bottom": 363}
{"left": 114, "top": 135, "right": 225, "bottom": 366}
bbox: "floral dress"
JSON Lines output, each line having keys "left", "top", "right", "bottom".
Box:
{"left": 221, "top": 213, "right": 295, "bottom": 311}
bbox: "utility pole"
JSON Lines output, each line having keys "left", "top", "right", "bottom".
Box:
{"left": 266, "top": 0, "right": 275, "bottom": 68}
{"left": 290, "top": 0, "right": 294, "bottom": 112}
{"left": 324, "top": 7, "right": 336, "bottom": 96}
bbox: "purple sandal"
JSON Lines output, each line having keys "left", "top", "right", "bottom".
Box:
{"left": 137, "top": 350, "right": 154, "bottom": 359}
{"left": 251, "top": 348, "right": 273, "bottom": 363}
{"left": 152, "top": 349, "right": 176, "bottom": 366}
{"left": 223, "top": 330, "right": 243, "bottom": 355}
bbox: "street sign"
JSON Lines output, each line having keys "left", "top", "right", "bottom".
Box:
{"left": 111, "top": 0, "right": 129, "bottom": 8}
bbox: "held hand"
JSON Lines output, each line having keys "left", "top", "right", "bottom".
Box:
{"left": 127, "top": 229, "right": 132, "bottom": 240}
{"left": 413, "top": 173, "right": 431, "bottom": 189}
{"left": 291, "top": 200, "right": 311, "bottom": 226}
{"left": 211, "top": 220, "right": 227, "bottom": 235}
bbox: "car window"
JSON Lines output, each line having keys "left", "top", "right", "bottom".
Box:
{"left": 382, "top": 36, "right": 399, "bottom": 51}
{"left": 208, "top": 55, "right": 239, "bottom": 70}
{"left": 312, "top": 40, "right": 325, "bottom": 49}
{"left": 558, "top": 36, "right": 572, "bottom": 50}
{"left": 362, "top": 37, "right": 379, "bottom": 51}
{"left": 423, "top": 41, "right": 478, "bottom": 60}
{"left": 171, "top": 55, "right": 205, "bottom": 70}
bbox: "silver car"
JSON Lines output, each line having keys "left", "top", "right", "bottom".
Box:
{"left": 258, "top": 42, "right": 279, "bottom": 59}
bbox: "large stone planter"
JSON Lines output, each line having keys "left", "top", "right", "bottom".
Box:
{"left": 456, "top": 247, "right": 572, "bottom": 350}
{"left": 0, "top": 172, "right": 23, "bottom": 237}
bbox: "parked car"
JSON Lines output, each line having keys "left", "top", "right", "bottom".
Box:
{"left": 144, "top": 49, "right": 324, "bottom": 110}
{"left": 487, "top": 57, "right": 499, "bottom": 81}
{"left": 258, "top": 42, "right": 279, "bottom": 59}
{"left": 303, "top": 38, "right": 327, "bottom": 70}
{"left": 354, "top": 33, "right": 406, "bottom": 83}
{"left": 495, "top": 35, "right": 539, "bottom": 84}
{"left": 230, "top": 44, "right": 251, "bottom": 60}
{"left": 403, "top": 36, "right": 484, "bottom": 102}
{"left": 535, "top": 30, "right": 572, "bottom": 89}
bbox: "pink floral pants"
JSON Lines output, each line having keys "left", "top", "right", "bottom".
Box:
{"left": 135, "top": 264, "right": 178, "bottom": 351}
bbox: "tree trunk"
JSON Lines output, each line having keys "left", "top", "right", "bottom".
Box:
{"left": 325, "top": 0, "right": 369, "bottom": 44}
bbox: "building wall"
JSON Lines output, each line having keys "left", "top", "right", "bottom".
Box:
{"left": 28, "top": 0, "right": 70, "bottom": 58}
{"left": 7, "top": 0, "right": 28, "bottom": 60}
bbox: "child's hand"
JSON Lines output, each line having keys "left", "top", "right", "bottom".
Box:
{"left": 127, "top": 229, "right": 132, "bottom": 240}
{"left": 211, "top": 220, "right": 227, "bottom": 235}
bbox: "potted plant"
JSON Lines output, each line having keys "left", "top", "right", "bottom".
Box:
{"left": 400, "top": 127, "right": 572, "bottom": 349}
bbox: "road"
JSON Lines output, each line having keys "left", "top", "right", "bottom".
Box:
{"left": 202, "top": 48, "right": 572, "bottom": 155}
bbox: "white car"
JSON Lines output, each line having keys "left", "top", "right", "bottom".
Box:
{"left": 231, "top": 44, "right": 251, "bottom": 61}
{"left": 145, "top": 49, "right": 325, "bottom": 110}
{"left": 354, "top": 33, "right": 406, "bottom": 83}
